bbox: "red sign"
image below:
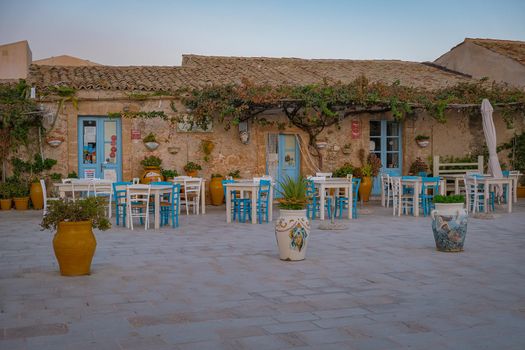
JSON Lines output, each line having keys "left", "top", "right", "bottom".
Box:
{"left": 351, "top": 119, "right": 360, "bottom": 139}
{"left": 131, "top": 130, "right": 141, "bottom": 140}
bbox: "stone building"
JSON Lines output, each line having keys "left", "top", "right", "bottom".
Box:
{"left": 435, "top": 38, "right": 525, "bottom": 88}
{"left": 25, "top": 54, "right": 525, "bottom": 197}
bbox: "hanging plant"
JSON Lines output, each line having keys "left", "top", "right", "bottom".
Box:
{"left": 201, "top": 140, "right": 215, "bottom": 162}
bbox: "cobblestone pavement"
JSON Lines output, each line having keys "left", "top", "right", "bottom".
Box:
{"left": 1, "top": 201, "right": 525, "bottom": 349}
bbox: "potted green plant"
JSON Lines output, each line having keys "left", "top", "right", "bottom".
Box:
{"left": 353, "top": 151, "right": 381, "bottom": 202}
{"left": 275, "top": 176, "right": 310, "bottom": 261}
{"left": 210, "top": 173, "right": 224, "bottom": 205}
{"left": 140, "top": 156, "right": 163, "bottom": 183}
{"left": 160, "top": 169, "right": 178, "bottom": 180}
{"left": 11, "top": 179, "right": 30, "bottom": 210}
{"left": 183, "top": 161, "right": 202, "bottom": 177}
{"left": 431, "top": 195, "right": 467, "bottom": 252}
{"left": 415, "top": 135, "right": 430, "bottom": 148}
{"left": 333, "top": 163, "right": 354, "bottom": 178}
{"left": 41, "top": 197, "right": 110, "bottom": 276}
{"left": 228, "top": 169, "right": 241, "bottom": 179}
{"left": 49, "top": 172, "right": 63, "bottom": 183}
{"left": 409, "top": 157, "right": 429, "bottom": 175}
{"left": 143, "top": 132, "right": 159, "bottom": 151}
{"left": 67, "top": 171, "right": 78, "bottom": 179}
{"left": 0, "top": 182, "right": 12, "bottom": 210}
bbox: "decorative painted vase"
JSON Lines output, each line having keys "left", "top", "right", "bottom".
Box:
{"left": 358, "top": 176, "right": 372, "bottom": 202}
{"left": 30, "top": 182, "right": 44, "bottom": 210}
{"left": 13, "top": 197, "right": 29, "bottom": 210}
{"left": 140, "top": 166, "right": 163, "bottom": 184}
{"left": 0, "top": 199, "right": 12, "bottom": 210}
{"left": 209, "top": 177, "right": 224, "bottom": 206}
{"left": 431, "top": 206, "right": 468, "bottom": 252}
{"left": 53, "top": 221, "right": 97, "bottom": 276}
{"left": 275, "top": 209, "right": 310, "bottom": 261}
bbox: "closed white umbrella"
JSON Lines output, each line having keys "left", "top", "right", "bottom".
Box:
{"left": 481, "top": 99, "right": 503, "bottom": 195}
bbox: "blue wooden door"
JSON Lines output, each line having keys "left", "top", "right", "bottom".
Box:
{"left": 370, "top": 120, "right": 402, "bottom": 195}
{"left": 78, "top": 116, "right": 122, "bottom": 181}
{"left": 276, "top": 134, "right": 300, "bottom": 197}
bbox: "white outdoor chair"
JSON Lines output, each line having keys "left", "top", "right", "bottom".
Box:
{"left": 40, "top": 179, "right": 60, "bottom": 216}
{"left": 316, "top": 172, "right": 333, "bottom": 178}
{"left": 132, "top": 177, "right": 140, "bottom": 184}
{"left": 126, "top": 184, "right": 151, "bottom": 230}
{"left": 181, "top": 178, "right": 202, "bottom": 215}
{"left": 390, "top": 177, "right": 413, "bottom": 216}
{"left": 380, "top": 173, "right": 392, "bottom": 208}
{"left": 93, "top": 182, "right": 113, "bottom": 218}
{"left": 60, "top": 179, "right": 76, "bottom": 201}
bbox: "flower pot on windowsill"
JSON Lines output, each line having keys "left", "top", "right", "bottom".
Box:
{"left": 144, "top": 142, "right": 159, "bottom": 151}
{"left": 416, "top": 140, "right": 430, "bottom": 148}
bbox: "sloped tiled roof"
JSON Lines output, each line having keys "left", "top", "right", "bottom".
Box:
{"left": 28, "top": 55, "right": 473, "bottom": 92}
{"left": 467, "top": 38, "right": 525, "bottom": 65}
{"left": 33, "top": 55, "right": 101, "bottom": 66}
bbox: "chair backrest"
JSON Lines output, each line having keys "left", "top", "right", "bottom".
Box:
{"left": 132, "top": 177, "right": 140, "bottom": 184}
{"left": 421, "top": 176, "right": 440, "bottom": 194}
{"left": 94, "top": 182, "right": 112, "bottom": 196}
{"left": 126, "top": 184, "right": 151, "bottom": 203}
{"left": 466, "top": 171, "right": 482, "bottom": 176}
{"left": 40, "top": 179, "right": 48, "bottom": 203}
{"left": 306, "top": 179, "right": 316, "bottom": 196}
{"left": 150, "top": 182, "right": 180, "bottom": 203}
{"left": 258, "top": 180, "right": 271, "bottom": 198}
{"left": 184, "top": 178, "right": 202, "bottom": 196}
{"left": 390, "top": 177, "right": 402, "bottom": 196}
{"left": 309, "top": 176, "right": 326, "bottom": 181}
{"left": 381, "top": 173, "right": 390, "bottom": 186}
{"left": 316, "top": 172, "right": 332, "bottom": 178}
{"left": 222, "top": 179, "right": 235, "bottom": 198}
{"left": 113, "top": 181, "right": 132, "bottom": 203}
{"left": 352, "top": 178, "right": 361, "bottom": 198}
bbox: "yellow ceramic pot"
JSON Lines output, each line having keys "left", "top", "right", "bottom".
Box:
{"left": 13, "top": 197, "right": 29, "bottom": 210}
{"left": 186, "top": 170, "right": 198, "bottom": 177}
{"left": 209, "top": 176, "right": 224, "bottom": 206}
{"left": 358, "top": 176, "right": 372, "bottom": 202}
{"left": 53, "top": 221, "right": 97, "bottom": 276}
{"left": 0, "top": 199, "right": 12, "bottom": 210}
{"left": 30, "top": 182, "right": 44, "bottom": 210}
{"left": 517, "top": 186, "right": 525, "bottom": 198}
{"left": 141, "top": 166, "right": 163, "bottom": 184}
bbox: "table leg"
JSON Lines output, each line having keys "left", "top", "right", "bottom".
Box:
{"left": 455, "top": 178, "right": 460, "bottom": 195}
{"left": 269, "top": 185, "right": 273, "bottom": 222}
{"left": 484, "top": 182, "right": 489, "bottom": 213}
{"left": 507, "top": 180, "right": 512, "bottom": 213}
{"left": 347, "top": 186, "right": 352, "bottom": 219}
{"left": 226, "top": 187, "right": 232, "bottom": 223}
{"left": 251, "top": 190, "right": 257, "bottom": 224}
{"left": 155, "top": 192, "right": 160, "bottom": 229}
{"left": 320, "top": 185, "right": 326, "bottom": 220}
{"left": 201, "top": 182, "right": 206, "bottom": 214}
{"left": 414, "top": 183, "right": 420, "bottom": 217}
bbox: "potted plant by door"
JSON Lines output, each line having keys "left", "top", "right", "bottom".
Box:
{"left": 275, "top": 176, "right": 310, "bottom": 261}
{"left": 143, "top": 132, "right": 160, "bottom": 151}
{"left": 431, "top": 195, "right": 467, "bottom": 252}
{"left": 41, "top": 197, "right": 111, "bottom": 276}
{"left": 160, "top": 169, "right": 178, "bottom": 181}
{"left": 409, "top": 157, "right": 429, "bottom": 176}
{"left": 140, "top": 156, "right": 163, "bottom": 184}
{"left": 333, "top": 163, "right": 354, "bottom": 178}
{"left": 209, "top": 173, "right": 224, "bottom": 206}
{"left": 415, "top": 135, "right": 430, "bottom": 148}
{"left": 184, "top": 161, "right": 202, "bottom": 177}
{"left": 0, "top": 182, "right": 12, "bottom": 210}
{"left": 11, "top": 179, "right": 30, "bottom": 210}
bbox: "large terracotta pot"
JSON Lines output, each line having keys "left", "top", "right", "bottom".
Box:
{"left": 186, "top": 170, "right": 198, "bottom": 177}
{"left": 0, "top": 199, "right": 12, "bottom": 210}
{"left": 53, "top": 221, "right": 97, "bottom": 276}
{"left": 30, "top": 182, "right": 44, "bottom": 210}
{"left": 517, "top": 186, "right": 525, "bottom": 198}
{"left": 431, "top": 205, "right": 468, "bottom": 252}
{"left": 13, "top": 197, "right": 29, "bottom": 210}
{"left": 209, "top": 177, "right": 224, "bottom": 206}
{"left": 141, "top": 166, "right": 163, "bottom": 184}
{"left": 358, "top": 176, "right": 372, "bottom": 202}
{"left": 275, "top": 209, "right": 310, "bottom": 261}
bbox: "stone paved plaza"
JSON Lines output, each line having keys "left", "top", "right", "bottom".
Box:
{"left": 1, "top": 202, "right": 525, "bottom": 350}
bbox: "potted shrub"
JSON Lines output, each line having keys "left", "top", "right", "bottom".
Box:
{"left": 209, "top": 173, "right": 224, "bottom": 206}
{"left": 184, "top": 161, "right": 202, "bottom": 177}
{"left": 353, "top": 151, "right": 381, "bottom": 202}
{"left": 140, "top": 156, "right": 163, "bottom": 183}
{"left": 49, "top": 172, "right": 63, "bottom": 183}
{"left": 431, "top": 195, "right": 467, "bottom": 252}
{"left": 41, "top": 197, "right": 110, "bottom": 276}
{"left": 11, "top": 179, "right": 30, "bottom": 210}
{"left": 415, "top": 135, "right": 430, "bottom": 148}
{"left": 143, "top": 132, "right": 159, "bottom": 151}
{"left": 228, "top": 169, "right": 241, "bottom": 179}
{"left": 0, "top": 182, "right": 12, "bottom": 210}
{"left": 275, "top": 176, "right": 310, "bottom": 261}
{"left": 333, "top": 163, "right": 354, "bottom": 178}
{"left": 409, "top": 157, "right": 429, "bottom": 176}
{"left": 67, "top": 171, "right": 78, "bottom": 179}
{"left": 161, "top": 169, "right": 178, "bottom": 181}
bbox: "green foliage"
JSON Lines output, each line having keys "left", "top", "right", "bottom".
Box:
{"left": 108, "top": 111, "right": 169, "bottom": 120}
{"left": 0, "top": 182, "right": 12, "bottom": 199}
{"left": 499, "top": 132, "right": 525, "bottom": 185}
{"left": 228, "top": 169, "right": 241, "bottom": 178}
{"left": 409, "top": 157, "right": 429, "bottom": 174}
{"left": 140, "top": 156, "right": 162, "bottom": 167}
{"left": 67, "top": 171, "right": 78, "bottom": 179}
{"left": 433, "top": 195, "right": 465, "bottom": 204}
{"left": 9, "top": 178, "right": 29, "bottom": 198}
{"left": 41, "top": 197, "right": 111, "bottom": 231}
{"left": 49, "top": 172, "right": 62, "bottom": 181}
{"left": 201, "top": 140, "right": 214, "bottom": 162}
{"left": 161, "top": 169, "right": 178, "bottom": 178}
{"left": 367, "top": 153, "right": 382, "bottom": 177}
{"left": 142, "top": 132, "right": 157, "bottom": 143}
{"left": 333, "top": 163, "right": 354, "bottom": 178}
{"left": 415, "top": 134, "right": 429, "bottom": 141}
{"left": 277, "top": 176, "right": 308, "bottom": 210}
{"left": 183, "top": 161, "right": 202, "bottom": 172}
{"left": 11, "top": 154, "right": 57, "bottom": 179}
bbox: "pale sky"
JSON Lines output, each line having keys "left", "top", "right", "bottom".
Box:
{"left": 1, "top": 0, "right": 524, "bottom": 66}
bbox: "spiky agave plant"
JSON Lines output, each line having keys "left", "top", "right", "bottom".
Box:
{"left": 277, "top": 176, "right": 309, "bottom": 210}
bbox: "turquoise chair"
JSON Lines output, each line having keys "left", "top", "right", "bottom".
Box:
{"left": 420, "top": 177, "right": 440, "bottom": 216}
{"left": 306, "top": 179, "right": 332, "bottom": 220}
{"left": 112, "top": 181, "right": 132, "bottom": 226}
{"left": 335, "top": 178, "right": 360, "bottom": 219}
{"left": 222, "top": 179, "right": 242, "bottom": 222}
{"left": 242, "top": 180, "right": 272, "bottom": 224}
{"left": 151, "top": 182, "right": 180, "bottom": 228}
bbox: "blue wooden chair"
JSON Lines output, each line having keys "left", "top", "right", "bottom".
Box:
{"left": 222, "top": 179, "right": 242, "bottom": 222}
{"left": 306, "top": 179, "right": 331, "bottom": 220}
{"left": 112, "top": 181, "right": 132, "bottom": 226}
{"left": 335, "top": 178, "right": 360, "bottom": 219}
{"left": 420, "top": 177, "right": 440, "bottom": 216}
{"left": 151, "top": 182, "right": 180, "bottom": 228}
{"left": 240, "top": 180, "right": 271, "bottom": 224}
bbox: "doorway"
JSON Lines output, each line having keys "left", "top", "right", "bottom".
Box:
{"left": 369, "top": 120, "right": 402, "bottom": 195}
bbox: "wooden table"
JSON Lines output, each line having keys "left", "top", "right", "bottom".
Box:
{"left": 313, "top": 178, "right": 353, "bottom": 220}
{"left": 443, "top": 173, "right": 519, "bottom": 205}
{"left": 395, "top": 177, "right": 446, "bottom": 217}
{"left": 223, "top": 181, "right": 274, "bottom": 224}
{"left": 170, "top": 178, "right": 207, "bottom": 214}
{"left": 478, "top": 177, "right": 513, "bottom": 213}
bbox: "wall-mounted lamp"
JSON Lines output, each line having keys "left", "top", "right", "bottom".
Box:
{"left": 239, "top": 121, "right": 249, "bottom": 144}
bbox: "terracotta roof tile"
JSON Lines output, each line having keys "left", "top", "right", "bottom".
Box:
{"left": 467, "top": 38, "right": 525, "bottom": 65}
{"left": 28, "top": 55, "right": 473, "bottom": 92}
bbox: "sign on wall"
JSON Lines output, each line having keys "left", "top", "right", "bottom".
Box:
{"left": 351, "top": 119, "right": 360, "bottom": 139}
